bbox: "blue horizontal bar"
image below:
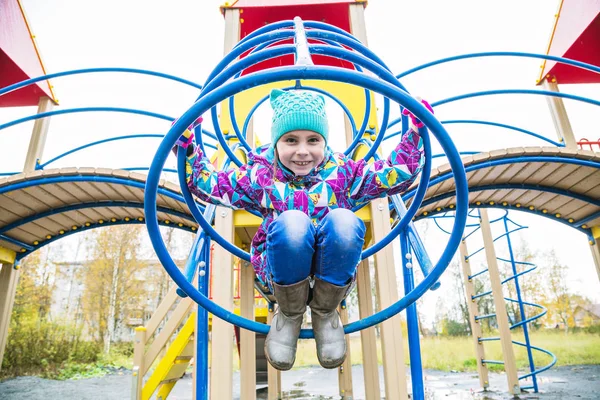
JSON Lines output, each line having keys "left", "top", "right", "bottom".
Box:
{"left": 432, "top": 89, "right": 600, "bottom": 109}
{"left": 440, "top": 120, "right": 564, "bottom": 147}
{"left": 0, "top": 107, "right": 173, "bottom": 132}
{"left": 475, "top": 313, "right": 496, "bottom": 320}
{"left": 0, "top": 234, "right": 33, "bottom": 251}
{"left": 481, "top": 360, "right": 504, "bottom": 365}
{"left": 468, "top": 268, "right": 489, "bottom": 280}
{"left": 397, "top": 51, "right": 600, "bottom": 79}
{"left": 0, "top": 67, "right": 202, "bottom": 99}
{"left": 472, "top": 290, "right": 492, "bottom": 300}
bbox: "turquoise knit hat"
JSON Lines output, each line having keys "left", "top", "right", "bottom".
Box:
{"left": 270, "top": 89, "right": 329, "bottom": 146}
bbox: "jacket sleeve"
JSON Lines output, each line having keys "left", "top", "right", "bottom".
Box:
{"left": 185, "top": 146, "right": 259, "bottom": 210}
{"left": 346, "top": 128, "right": 424, "bottom": 206}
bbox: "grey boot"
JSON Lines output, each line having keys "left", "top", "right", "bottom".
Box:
{"left": 309, "top": 277, "right": 351, "bottom": 369}
{"left": 264, "top": 277, "right": 310, "bottom": 371}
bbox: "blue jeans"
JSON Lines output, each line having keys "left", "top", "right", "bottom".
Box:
{"left": 266, "top": 209, "right": 366, "bottom": 287}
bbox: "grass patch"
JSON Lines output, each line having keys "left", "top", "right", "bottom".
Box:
{"left": 292, "top": 331, "right": 600, "bottom": 372}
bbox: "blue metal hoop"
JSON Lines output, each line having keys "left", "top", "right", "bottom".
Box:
{"left": 144, "top": 64, "right": 468, "bottom": 337}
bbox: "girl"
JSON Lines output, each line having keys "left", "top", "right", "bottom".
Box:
{"left": 181, "top": 89, "right": 426, "bottom": 370}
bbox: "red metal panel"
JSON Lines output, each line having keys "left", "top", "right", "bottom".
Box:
{"left": 541, "top": 0, "right": 600, "bottom": 84}
{"left": 229, "top": 1, "right": 360, "bottom": 74}
{"left": 0, "top": 0, "right": 54, "bottom": 107}
{"left": 228, "top": 0, "right": 355, "bottom": 8}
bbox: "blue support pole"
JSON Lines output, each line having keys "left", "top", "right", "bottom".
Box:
{"left": 195, "top": 236, "right": 211, "bottom": 400}
{"left": 503, "top": 217, "right": 538, "bottom": 392}
{"left": 400, "top": 230, "right": 424, "bottom": 400}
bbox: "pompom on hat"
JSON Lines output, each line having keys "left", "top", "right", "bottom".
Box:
{"left": 270, "top": 89, "right": 329, "bottom": 146}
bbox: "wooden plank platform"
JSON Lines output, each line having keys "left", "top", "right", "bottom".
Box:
{"left": 1, "top": 147, "right": 599, "bottom": 255}
{"left": 412, "top": 147, "right": 600, "bottom": 229}
{"left": 0, "top": 168, "right": 197, "bottom": 254}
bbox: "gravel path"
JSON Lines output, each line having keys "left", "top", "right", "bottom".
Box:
{"left": 1, "top": 365, "right": 598, "bottom": 399}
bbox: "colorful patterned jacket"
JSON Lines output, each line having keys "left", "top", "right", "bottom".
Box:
{"left": 186, "top": 129, "right": 423, "bottom": 285}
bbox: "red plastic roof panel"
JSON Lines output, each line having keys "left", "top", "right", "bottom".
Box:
{"left": 0, "top": 0, "right": 56, "bottom": 107}
{"left": 223, "top": 0, "right": 365, "bottom": 74}
{"left": 540, "top": 0, "right": 600, "bottom": 84}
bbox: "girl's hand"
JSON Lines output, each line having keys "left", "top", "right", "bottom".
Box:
{"left": 402, "top": 98, "right": 433, "bottom": 129}
{"left": 171, "top": 116, "right": 203, "bottom": 155}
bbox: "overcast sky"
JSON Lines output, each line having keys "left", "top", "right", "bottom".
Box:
{"left": 1, "top": 0, "right": 598, "bottom": 322}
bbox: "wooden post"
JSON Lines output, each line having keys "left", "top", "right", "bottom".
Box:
{"left": 0, "top": 262, "right": 20, "bottom": 371}
{"left": 240, "top": 258, "right": 256, "bottom": 400}
{"left": 479, "top": 209, "right": 520, "bottom": 395}
{"left": 356, "top": 259, "right": 381, "bottom": 400}
{"left": 542, "top": 79, "right": 577, "bottom": 149}
{"left": 370, "top": 199, "right": 408, "bottom": 400}
{"left": 23, "top": 96, "right": 54, "bottom": 172}
{"left": 338, "top": 303, "right": 353, "bottom": 399}
{"left": 346, "top": 6, "right": 388, "bottom": 398}
{"left": 589, "top": 228, "right": 600, "bottom": 285}
{"left": 210, "top": 207, "right": 235, "bottom": 400}
{"left": 133, "top": 326, "right": 146, "bottom": 399}
{"left": 266, "top": 307, "right": 281, "bottom": 400}
{"left": 208, "top": 7, "right": 240, "bottom": 400}
{"left": 458, "top": 240, "right": 489, "bottom": 390}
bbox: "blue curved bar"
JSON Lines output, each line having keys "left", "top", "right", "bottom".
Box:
{"left": 231, "top": 84, "right": 360, "bottom": 154}
{"left": 0, "top": 200, "right": 196, "bottom": 236}
{"left": 397, "top": 51, "right": 600, "bottom": 79}
{"left": 420, "top": 183, "right": 600, "bottom": 209}
{"left": 40, "top": 134, "right": 166, "bottom": 168}
{"left": 0, "top": 174, "right": 191, "bottom": 206}
{"left": 0, "top": 67, "right": 202, "bottom": 98}
{"left": 145, "top": 64, "right": 467, "bottom": 337}
{"left": 432, "top": 89, "right": 600, "bottom": 109}
{"left": 420, "top": 204, "right": 592, "bottom": 238}
{"left": 16, "top": 218, "right": 192, "bottom": 261}
{"left": 441, "top": 120, "right": 564, "bottom": 147}
{"left": 0, "top": 107, "right": 174, "bottom": 132}
{"left": 403, "top": 156, "right": 600, "bottom": 202}
{"left": 205, "top": 41, "right": 397, "bottom": 165}
{"left": 432, "top": 151, "right": 479, "bottom": 159}
{"left": 122, "top": 167, "right": 178, "bottom": 174}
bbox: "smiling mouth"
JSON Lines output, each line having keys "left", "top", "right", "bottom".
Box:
{"left": 293, "top": 161, "right": 311, "bottom": 166}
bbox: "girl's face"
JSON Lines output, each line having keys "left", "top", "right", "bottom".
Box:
{"left": 275, "top": 130, "right": 326, "bottom": 176}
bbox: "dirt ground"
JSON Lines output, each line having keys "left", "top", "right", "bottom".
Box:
{"left": 0, "top": 365, "right": 598, "bottom": 399}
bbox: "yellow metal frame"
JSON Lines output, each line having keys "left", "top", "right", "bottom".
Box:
{"left": 16, "top": 0, "right": 58, "bottom": 103}
{"left": 537, "top": 0, "right": 564, "bottom": 84}
{"left": 142, "top": 313, "right": 196, "bottom": 400}
{"left": 0, "top": 246, "right": 16, "bottom": 265}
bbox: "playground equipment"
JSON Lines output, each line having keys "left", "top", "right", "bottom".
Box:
{"left": 432, "top": 209, "right": 557, "bottom": 393}
{"left": 0, "top": 0, "right": 599, "bottom": 399}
